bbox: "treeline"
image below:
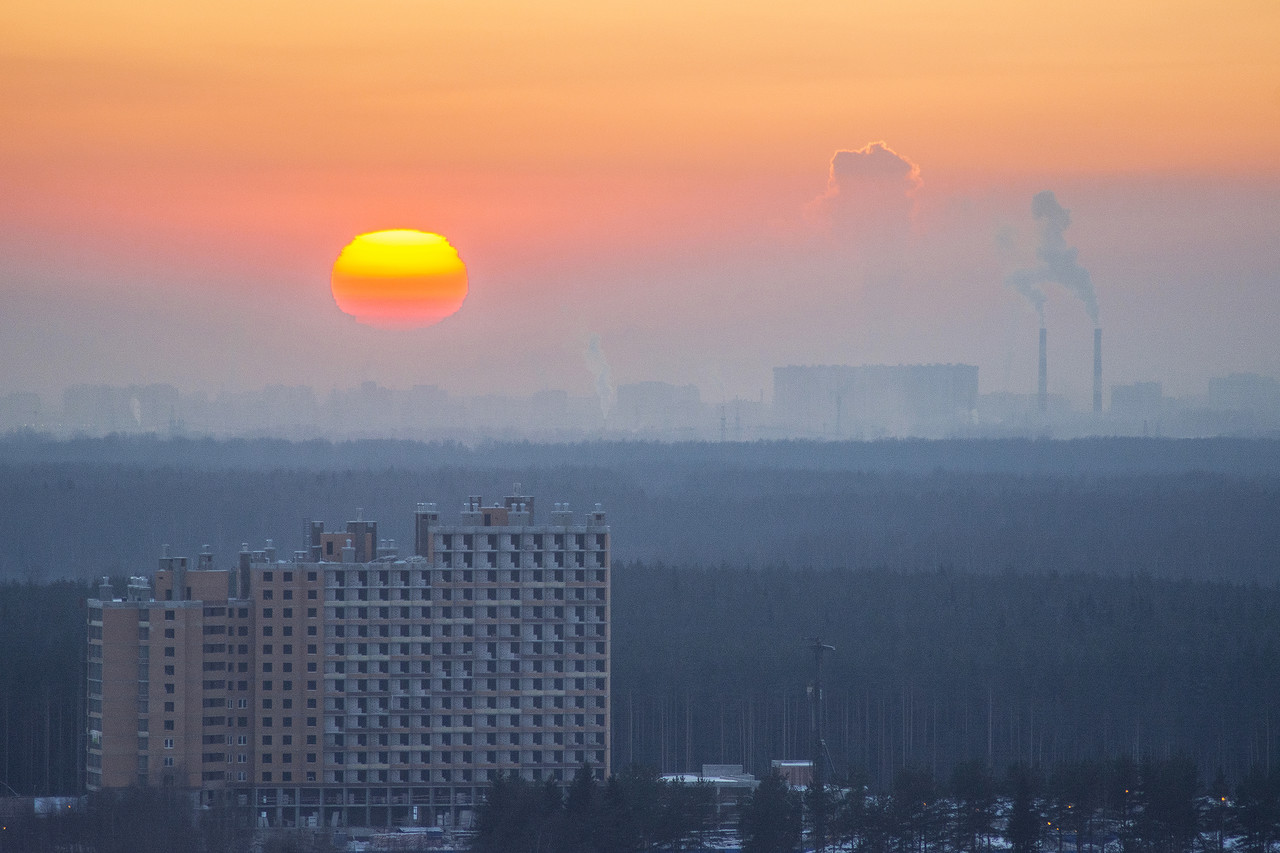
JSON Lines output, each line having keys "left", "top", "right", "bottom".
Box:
{"left": 4, "top": 438, "right": 1280, "bottom": 582}
{"left": 4, "top": 434, "right": 1280, "bottom": 476}
{"left": 808, "top": 756, "right": 1209, "bottom": 853}
{"left": 7, "top": 756, "right": 1280, "bottom": 853}
{"left": 472, "top": 757, "right": 1280, "bottom": 853}
{"left": 471, "top": 765, "right": 717, "bottom": 853}
{"left": 0, "top": 787, "right": 318, "bottom": 853}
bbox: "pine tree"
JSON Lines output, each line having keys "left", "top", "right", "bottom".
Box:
{"left": 740, "top": 771, "right": 803, "bottom": 853}
{"left": 1006, "top": 765, "right": 1042, "bottom": 853}
{"left": 950, "top": 759, "right": 997, "bottom": 853}
{"left": 1231, "top": 766, "right": 1279, "bottom": 853}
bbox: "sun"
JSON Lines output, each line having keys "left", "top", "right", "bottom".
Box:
{"left": 331, "top": 230, "right": 468, "bottom": 328}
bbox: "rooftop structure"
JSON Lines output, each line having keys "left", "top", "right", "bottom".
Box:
{"left": 659, "top": 764, "right": 758, "bottom": 824}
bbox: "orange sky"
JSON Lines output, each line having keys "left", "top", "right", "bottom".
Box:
{"left": 4, "top": 0, "right": 1276, "bottom": 266}
{"left": 6, "top": 0, "right": 1276, "bottom": 177}
{"left": 2, "top": 0, "right": 1279, "bottom": 401}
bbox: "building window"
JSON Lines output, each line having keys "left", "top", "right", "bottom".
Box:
{"left": 164, "top": 738, "right": 174, "bottom": 749}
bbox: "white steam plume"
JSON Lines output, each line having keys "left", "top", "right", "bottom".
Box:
{"left": 1004, "top": 191, "right": 1098, "bottom": 325}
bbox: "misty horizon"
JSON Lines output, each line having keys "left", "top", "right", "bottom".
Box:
{"left": 4, "top": 361, "right": 1279, "bottom": 442}
{"left": 4, "top": 177, "right": 1278, "bottom": 410}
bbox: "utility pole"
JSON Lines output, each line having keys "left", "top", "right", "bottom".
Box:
{"left": 807, "top": 637, "right": 836, "bottom": 853}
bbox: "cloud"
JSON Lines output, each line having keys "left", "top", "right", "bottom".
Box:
{"left": 808, "top": 142, "right": 922, "bottom": 242}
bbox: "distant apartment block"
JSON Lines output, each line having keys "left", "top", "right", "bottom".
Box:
{"left": 1111, "top": 381, "right": 1165, "bottom": 419}
{"left": 773, "top": 364, "right": 979, "bottom": 437}
{"left": 614, "top": 381, "right": 706, "bottom": 434}
{"left": 1207, "top": 373, "right": 1280, "bottom": 413}
{"left": 87, "top": 491, "right": 610, "bottom": 829}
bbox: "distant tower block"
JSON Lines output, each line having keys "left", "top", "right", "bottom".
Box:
{"left": 1094, "top": 328, "right": 1103, "bottom": 413}
{"left": 1038, "top": 328, "right": 1048, "bottom": 412}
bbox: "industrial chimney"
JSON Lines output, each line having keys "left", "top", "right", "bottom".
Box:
{"left": 1038, "top": 328, "right": 1048, "bottom": 412}
{"left": 1093, "top": 328, "right": 1102, "bottom": 413}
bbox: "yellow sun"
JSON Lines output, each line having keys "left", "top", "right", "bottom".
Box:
{"left": 331, "top": 230, "right": 468, "bottom": 328}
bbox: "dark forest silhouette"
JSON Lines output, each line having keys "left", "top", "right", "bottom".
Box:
{"left": 2, "top": 436, "right": 1279, "bottom": 583}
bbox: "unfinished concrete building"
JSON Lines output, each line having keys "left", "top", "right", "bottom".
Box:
{"left": 87, "top": 491, "right": 610, "bottom": 829}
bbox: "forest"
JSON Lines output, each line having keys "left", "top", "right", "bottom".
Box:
{"left": 1, "top": 435, "right": 1279, "bottom": 583}
{"left": 610, "top": 563, "right": 1280, "bottom": 787}
{"left": 5, "top": 565, "right": 1280, "bottom": 798}
{"left": 3, "top": 434, "right": 1280, "bottom": 835}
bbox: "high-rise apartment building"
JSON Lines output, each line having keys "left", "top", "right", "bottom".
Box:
{"left": 86, "top": 491, "right": 610, "bottom": 829}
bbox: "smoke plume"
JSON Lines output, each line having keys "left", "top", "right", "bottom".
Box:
{"left": 584, "top": 334, "right": 615, "bottom": 421}
{"left": 1004, "top": 191, "right": 1098, "bottom": 325}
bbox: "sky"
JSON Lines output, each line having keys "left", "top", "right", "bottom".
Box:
{"left": 2, "top": 0, "right": 1279, "bottom": 408}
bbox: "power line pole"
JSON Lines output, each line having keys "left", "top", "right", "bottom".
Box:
{"left": 807, "top": 637, "right": 836, "bottom": 853}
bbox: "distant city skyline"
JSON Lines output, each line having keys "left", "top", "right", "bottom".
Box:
{"left": 5, "top": 365, "right": 1278, "bottom": 442}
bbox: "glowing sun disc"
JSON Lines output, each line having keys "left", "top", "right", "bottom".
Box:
{"left": 331, "top": 230, "right": 468, "bottom": 328}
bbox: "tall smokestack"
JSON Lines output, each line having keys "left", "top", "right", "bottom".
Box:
{"left": 1038, "top": 328, "right": 1048, "bottom": 411}
{"left": 1093, "top": 328, "right": 1102, "bottom": 413}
